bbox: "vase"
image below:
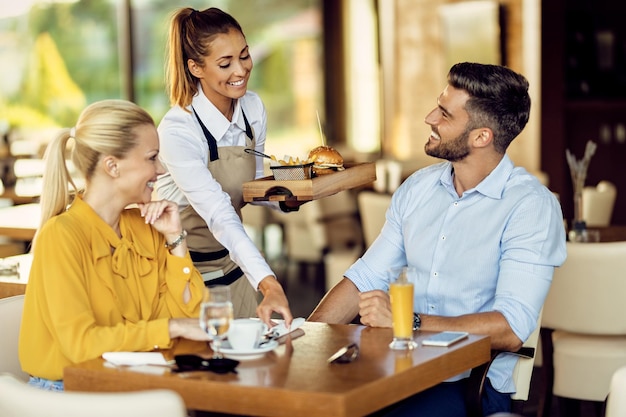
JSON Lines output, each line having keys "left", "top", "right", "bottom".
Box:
{"left": 569, "top": 190, "right": 587, "bottom": 242}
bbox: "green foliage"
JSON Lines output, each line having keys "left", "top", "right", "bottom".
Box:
{"left": 1, "top": 0, "right": 322, "bottom": 139}
{"left": 20, "top": 32, "right": 86, "bottom": 127}
{"left": 0, "top": 102, "right": 60, "bottom": 129}
{"left": 255, "top": 44, "right": 295, "bottom": 127}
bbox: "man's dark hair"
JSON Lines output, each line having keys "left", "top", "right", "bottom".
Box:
{"left": 448, "top": 62, "right": 530, "bottom": 154}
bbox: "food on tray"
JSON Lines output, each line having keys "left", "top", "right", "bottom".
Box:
{"left": 307, "top": 145, "right": 345, "bottom": 176}
{"left": 270, "top": 154, "right": 312, "bottom": 166}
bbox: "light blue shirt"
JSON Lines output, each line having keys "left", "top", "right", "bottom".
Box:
{"left": 346, "top": 155, "right": 567, "bottom": 393}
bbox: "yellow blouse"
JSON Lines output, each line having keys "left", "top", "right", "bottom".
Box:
{"left": 19, "top": 197, "right": 205, "bottom": 380}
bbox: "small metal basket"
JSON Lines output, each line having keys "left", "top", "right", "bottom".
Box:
{"left": 270, "top": 163, "right": 314, "bottom": 180}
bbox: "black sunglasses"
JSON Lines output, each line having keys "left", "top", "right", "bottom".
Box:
{"left": 327, "top": 343, "right": 360, "bottom": 364}
{"left": 173, "top": 354, "right": 240, "bottom": 374}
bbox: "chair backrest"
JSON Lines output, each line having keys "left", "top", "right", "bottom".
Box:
{"left": 582, "top": 180, "right": 617, "bottom": 227}
{"left": 542, "top": 241, "right": 626, "bottom": 334}
{"left": 357, "top": 191, "right": 391, "bottom": 247}
{"left": 273, "top": 191, "right": 362, "bottom": 263}
{"left": 466, "top": 311, "right": 542, "bottom": 414}
{"left": 510, "top": 309, "right": 542, "bottom": 401}
{"left": 0, "top": 373, "right": 188, "bottom": 417}
{"left": 606, "top": 366, "right": 626, "bottom": 417}
{"left": 0, "top": 295, "right": 28, "bottom": 381}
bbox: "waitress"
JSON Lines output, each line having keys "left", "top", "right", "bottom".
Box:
{"left": 157, "top": 7, "right": 296, "bottom": 325}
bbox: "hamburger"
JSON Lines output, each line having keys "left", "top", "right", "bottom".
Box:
{"left": 308, "top": 145, "right": 345, "bottom": 176}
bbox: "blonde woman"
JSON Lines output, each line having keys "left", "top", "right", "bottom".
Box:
{"left": 157, "top": 7, "right": 294, "bottom": 322}
{"left": 19, "top": 99, "right": 210, "bottom": 390}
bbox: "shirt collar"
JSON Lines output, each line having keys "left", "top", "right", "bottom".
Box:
{"left": 68, "top": 196, "right": 154, "bottom": 267}
{"left": 439, "top": 154, "right": 514, "bottom": 199}
{"left": 192, "top": 84, "right": 245, "bottom": 141}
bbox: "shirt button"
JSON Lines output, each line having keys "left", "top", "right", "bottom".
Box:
{"left": 454, "top": 201, "right": 459, "bottom": 206}
{"left": 153, "top": 345, "right": 159, "bottom": 350}
{"left": 441, "top": 235, "right": 446, "bottom": 240}
{"left": 183, "top": 267, "right": 190, "bottom": 274}
{"left": 433, "top": 272, "right": 438, "bottom": 277}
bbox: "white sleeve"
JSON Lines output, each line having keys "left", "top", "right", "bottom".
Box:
{"left": 158, "top": 111, "right": 274, "bottom": 289}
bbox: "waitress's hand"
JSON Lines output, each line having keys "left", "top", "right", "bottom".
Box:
{"left": 257, "top": 276, "right": 293, "bottom": 328}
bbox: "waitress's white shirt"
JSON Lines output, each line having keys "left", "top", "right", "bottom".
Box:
{"left": 156, "top": 87, "right": 274, "bottom": 289}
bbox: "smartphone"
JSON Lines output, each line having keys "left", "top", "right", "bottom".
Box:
{"left": 421, "top": 331, "right": 469, "bottom": 347}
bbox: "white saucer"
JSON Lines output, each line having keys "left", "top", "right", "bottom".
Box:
{"left": 219, "top": 340, "right": 279, "bottom": 360}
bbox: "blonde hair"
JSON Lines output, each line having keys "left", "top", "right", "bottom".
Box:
{"left": 165, "top": 7, "right": 244, "bottom": 110}
{"left": 38, "top": 99, "right": 154, "bottom": 231}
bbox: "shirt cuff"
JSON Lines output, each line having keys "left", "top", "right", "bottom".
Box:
{"left": 166, "top": 252, "right": 195, "bottom": 281}
{"left": 279, "top": 201, "right": 300, "bottom": 212}
{"left": 150, "top": 318, "right": 174, "bottom": 350}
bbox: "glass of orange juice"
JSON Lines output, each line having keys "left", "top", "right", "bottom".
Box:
{"left": 389, "top": 267, "right": 417, "bottom": 350}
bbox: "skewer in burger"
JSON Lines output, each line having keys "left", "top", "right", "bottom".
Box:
{"left": 308, "top": 145, "right": 345, "bottom": 176}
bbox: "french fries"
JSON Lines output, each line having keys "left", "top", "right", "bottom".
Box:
{"left": 269, "top": 154, "right": 313, "bottom": 166}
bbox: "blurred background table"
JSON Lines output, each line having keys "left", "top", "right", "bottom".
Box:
{"left": 588, "top": 225, "right": 626, "bottom": 242}
{"left": 0, "top": 203, "right": 39, "bottom": 242}
{"left": 0, "top": 253, "right": 31, "bottom": 298}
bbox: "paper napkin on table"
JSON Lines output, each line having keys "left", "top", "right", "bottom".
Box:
{"left": 267, "top": 317, "right": 306, "bottom": 338}
{"left": 102, "top": 351, "right": 170, "bottom": 366}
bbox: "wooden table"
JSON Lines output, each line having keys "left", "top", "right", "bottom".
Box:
{"left": 0, "top": 253, "right": 32, "bottom": 298}
{"left": 590, "top": 225, "right": 626, "bottom": 242}
{"left": 0, "top": 203, "right": 39, "bottom": 241}
{"left": 64, "top": 322, "right": 491, "bottom": 417}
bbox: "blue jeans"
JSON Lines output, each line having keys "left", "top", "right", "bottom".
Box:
{"left": 28, "top": 376, "right": 64, "bottom": 391}
{"left": 369, "top": 378, "right": 511, "bottom": 417}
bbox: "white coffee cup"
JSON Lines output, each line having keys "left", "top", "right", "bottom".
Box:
{"left": 227, "top": 319, "right": 268, "bottom": 350}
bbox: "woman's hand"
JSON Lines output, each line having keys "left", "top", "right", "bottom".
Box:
{"left": 137, "top": 199, "right": 182, "bottom": 239}
{"left": 169, "top": 318, "right": 211, "bottom": 341}
{"left": 256, "top": 276, "right": 293, "bottom": 328}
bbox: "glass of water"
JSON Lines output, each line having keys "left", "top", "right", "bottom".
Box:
{"left": 199, "top": 285, "right": 234, "bottom": 359}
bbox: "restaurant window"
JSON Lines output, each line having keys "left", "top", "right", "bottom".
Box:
{"left": 0, "top": 0, "right": 326, "bottom": 163}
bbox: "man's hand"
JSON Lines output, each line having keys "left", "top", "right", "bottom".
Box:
{"left": 358, "top": 290, "right": 393, "bottom": 328}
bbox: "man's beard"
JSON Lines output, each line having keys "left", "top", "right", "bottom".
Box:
{"left": 425, "top": 127, "right": 471, "bottom": 162}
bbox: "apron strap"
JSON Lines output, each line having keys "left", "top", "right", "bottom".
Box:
{"left": 192, "top": 107, "right": 219, "bottom": 161}
{"left": 242, "top": 111, "right": 253, "bottom": 140}
{"left": 192, "top": 106, "right": 254, "bottom": 162}
{"left": 189, "top": 248, "right": 230, "bottom": 263}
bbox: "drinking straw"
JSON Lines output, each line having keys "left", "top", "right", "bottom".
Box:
{"left": 316, "top": 110, "right": 326, "bottom": 146}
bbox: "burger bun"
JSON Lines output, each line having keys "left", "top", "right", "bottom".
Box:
{"left": 308, "top": 146, "right": 344, "bottom": 176}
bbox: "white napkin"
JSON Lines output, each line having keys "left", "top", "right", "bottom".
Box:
{"left": 102, "top": 352, "right": 170, "bottom": 366}
{"left": 267, "top": 317, "right": 306, "bottom": 338}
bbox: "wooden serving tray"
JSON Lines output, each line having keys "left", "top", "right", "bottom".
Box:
{"left": 242, "top": 162, "right": 376, "bottom": 202}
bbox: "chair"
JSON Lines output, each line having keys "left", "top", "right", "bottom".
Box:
{"left": 539, "top": 241, "right": 626, "bottom": 417}
{"left": 323, "top": 246, "right": 362, "bottom": 290}
{"left": 606, "top": 366, "right": 626, "bottom": 417}
{"left": 241, "top": 203, "right": 277, "bottom": 258}
{"left": 323, "top": 191, "right": 392, "bottom": 291}
{"left": 357, "top": 191, "right": 391, "bottom": 247}
{"left": 0, "top": 295, "right": 28, "bottom": 381}
{"left": 273, "top": 191, "right": 363, "bottom": 291}
{"left": 582, "top": 180, "right": 617, "bottom": 227}
{"left": 0, "top": 373, "right": 187, "bottom": 417}
{"left": 466, "top": 311, "right": 542, "bottom": 417}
